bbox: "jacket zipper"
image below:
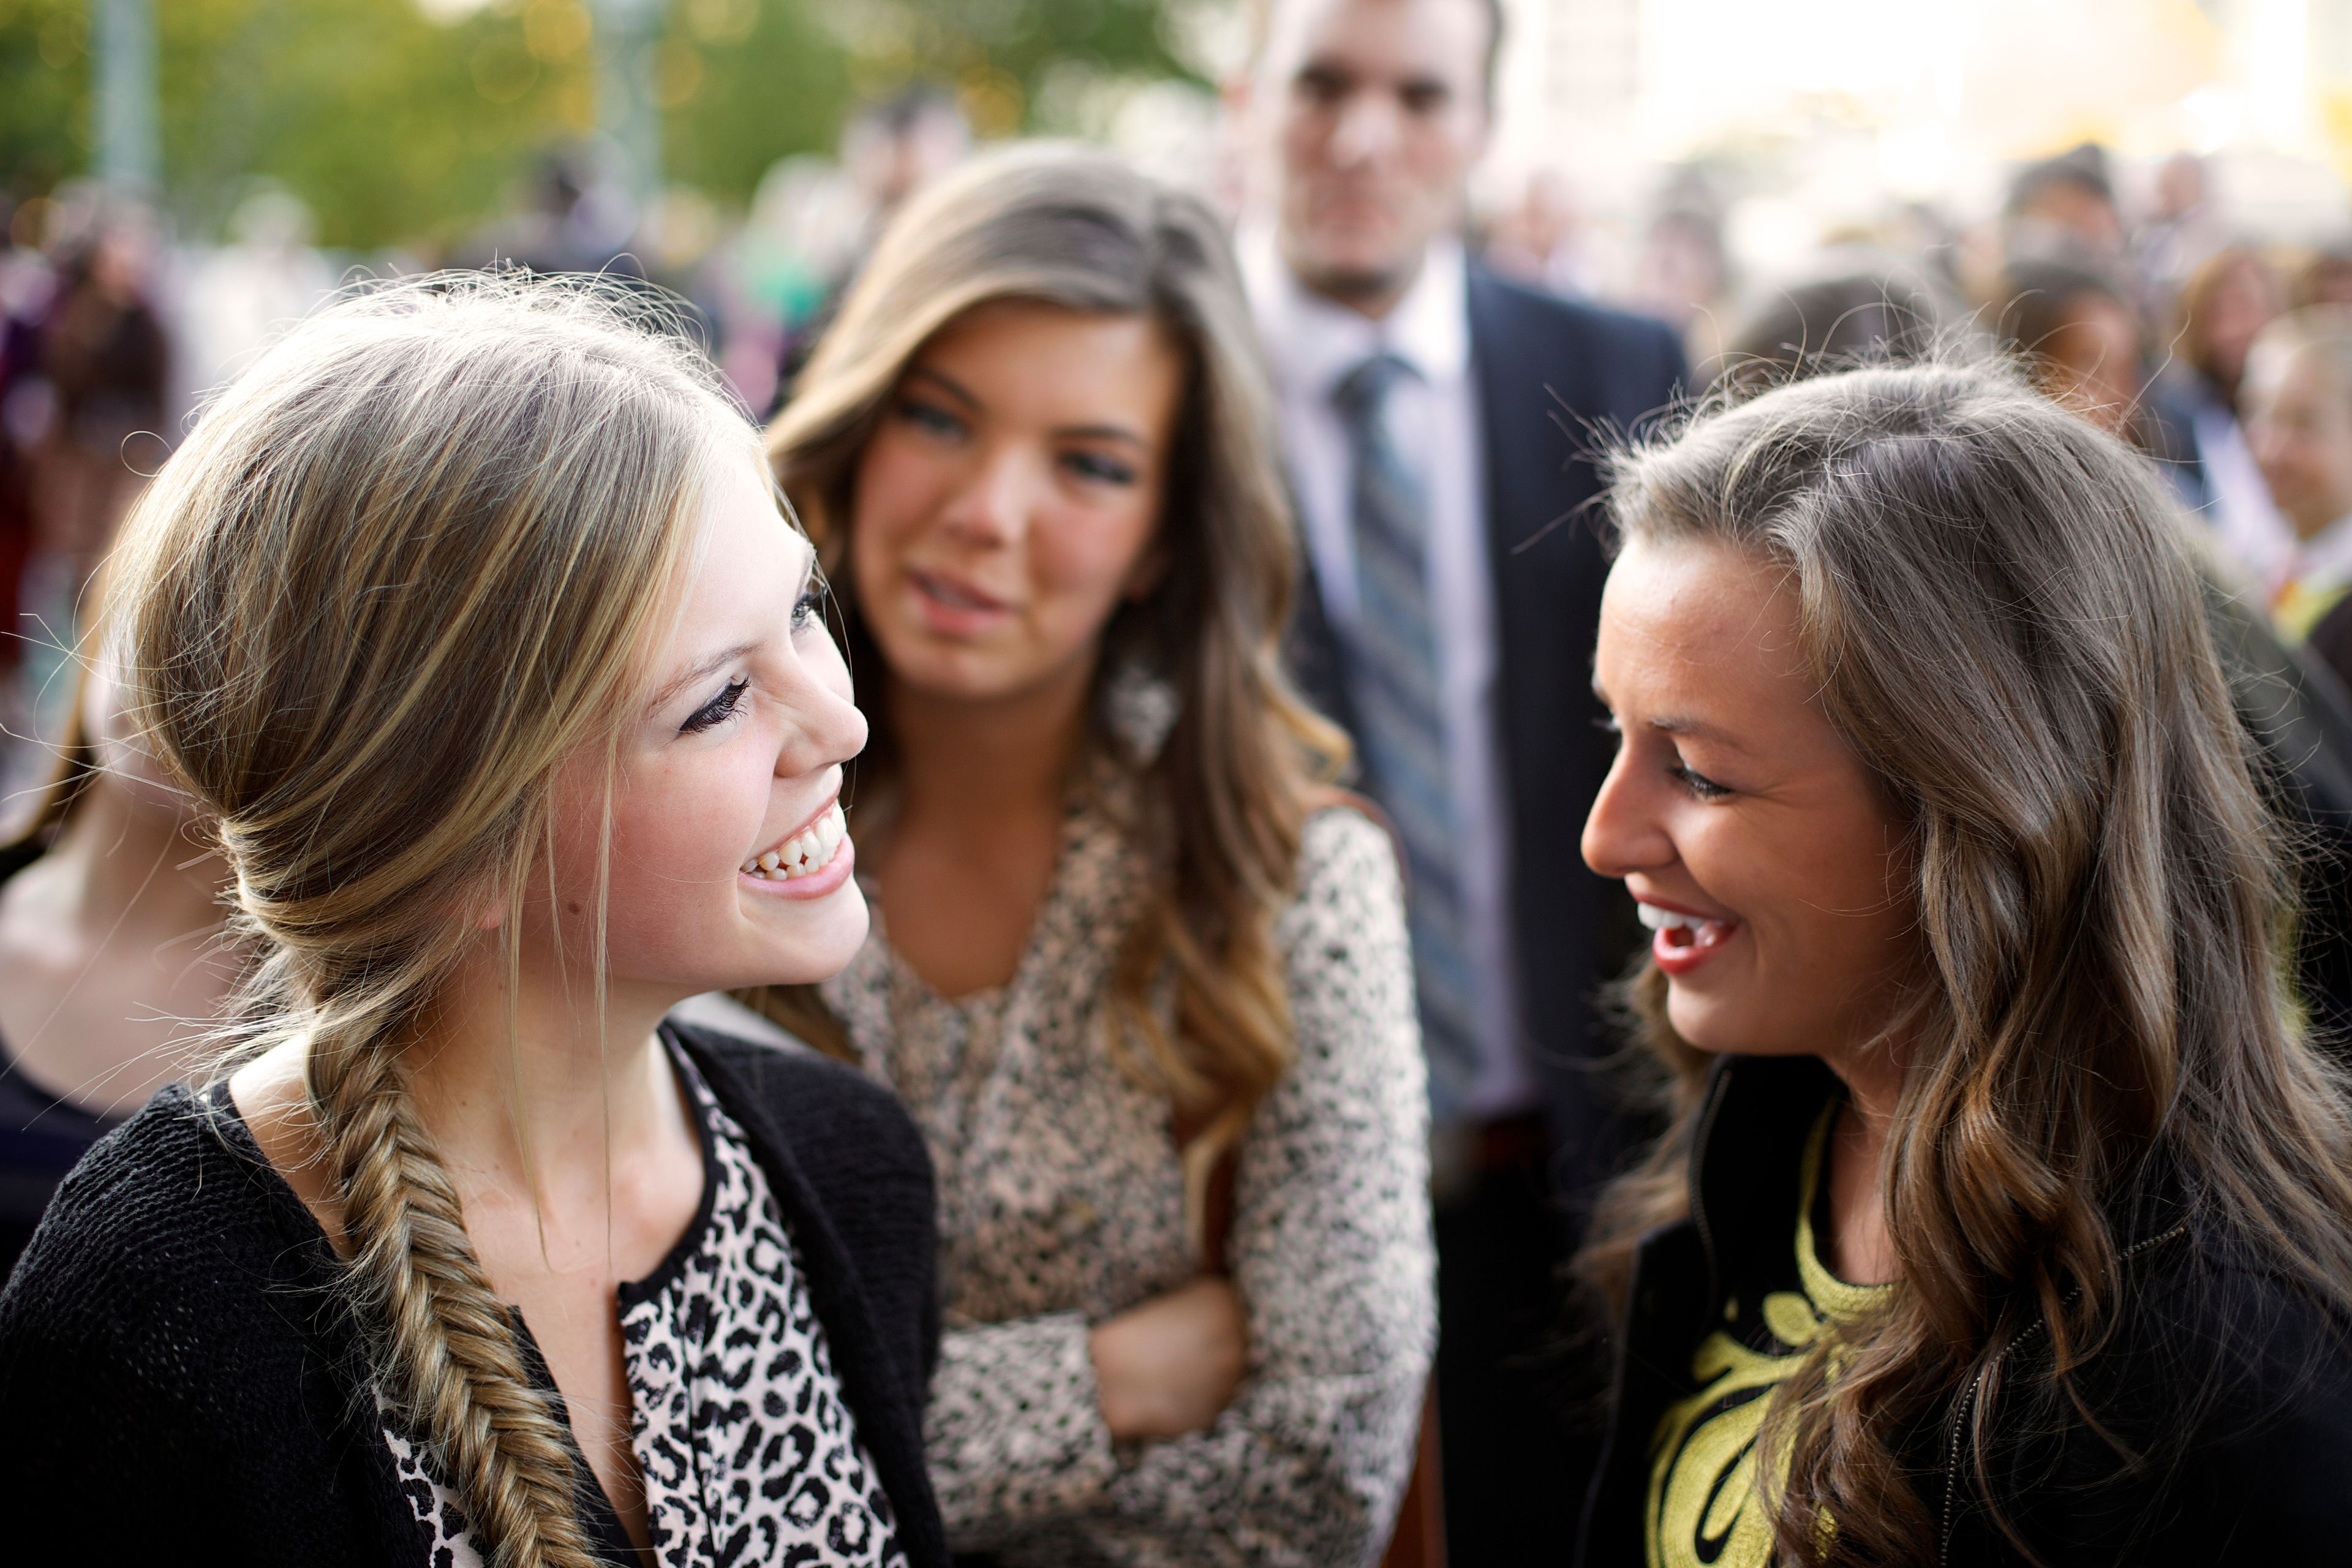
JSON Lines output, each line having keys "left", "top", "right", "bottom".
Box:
{"left": 1936, "top": 1222, "right": 2190, "bottom": 1565}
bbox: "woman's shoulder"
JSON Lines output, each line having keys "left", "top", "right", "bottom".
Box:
{"left": 7, "top": 1084, "right": 306, "bottom": 1300}
{"left": 1293, "top": 797, "right": 1404, "bottom": 906}
{"left": 0, "top": 1084, "right": 334, "bottom": 1415}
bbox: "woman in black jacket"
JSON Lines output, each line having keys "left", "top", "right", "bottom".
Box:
{"left": 0, "top": 276, "right": 945, "bottom": 1568}
{"left": 1575, "top": 360, "right": 2352, "bottom": 1567}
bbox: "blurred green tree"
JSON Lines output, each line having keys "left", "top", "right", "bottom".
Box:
{"left": 1, "top": 0, "right": 1197, "bottom": 251}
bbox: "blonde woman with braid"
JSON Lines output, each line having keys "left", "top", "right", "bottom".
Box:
{"left": 751, "top": 145, "right": 1436, "bottom": 1567}
{"left": 0, "top": 277, "right": 948, "bottom": 1568}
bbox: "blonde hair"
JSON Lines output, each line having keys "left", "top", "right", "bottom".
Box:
{"left": 757, "top": 144, "right": 1348, "bottom": 1234}
{"left": 110, "top": 274, "right": 758, "bottom": 1568}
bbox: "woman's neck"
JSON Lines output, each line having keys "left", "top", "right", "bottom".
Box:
{"left": 43, "top": 775, "right": 225, "bottom": 938}
{"left": 1820, "top": 1036, "right": 1906, "bottom": 1286}
{"left": 867, "top": 657, "right": 1095, "bottom": 998}
{"left": 884, "top": 658, "right": 1092, "bottom": 832}
{"left": 401, "top": 948, "right": 689, "bottom": 1195}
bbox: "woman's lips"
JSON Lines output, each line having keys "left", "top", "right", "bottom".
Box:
{"left": 906, "top": 567, "right": 1014, "bottom": 635}
{"left": 1637, "top": 899, "right": 1740, "bottom": 976}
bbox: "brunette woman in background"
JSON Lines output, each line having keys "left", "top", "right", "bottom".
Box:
{"left": 756, "top": 145, "right": 1435, "bottom": 1566}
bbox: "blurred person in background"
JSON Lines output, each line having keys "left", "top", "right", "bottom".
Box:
{"left": 1627, "top": 181, "right": 1732, "bottom": 382}
{"left": 469, "top": 144, "right": 646, "bottom": 279}
{"left": 1998, "top": 255, "right": 2198, "bottom": 495}
{"left": 758, "top": 145, "right": 1436, "bottom": 1567}
{"left": 1721, "top": 266, "right": 1953, "bottom": 390}
{"left": 30, "top": 200, "right": 167, "bottom": 608}
{"left": 1225, "top": 0, "right": 1686, "bottom": 1554}
{"left": 2133, "top": 151, "right": 2227, "bottom": 312}
{"left": 0, "top": 606, "right": 232, "bottom": 1279}
{"left": 179, "top": 184, "right": 336, "bottom": 401}
{"left": 767, "top": 85, "right": 972, "bottom": 413}
{"left": 2294, "top": 244, "right": 2352, "bottom": 311}
{"left": 2004, "top": 143, "right": 2127, "bottom": 262}
{"left": 0, "top": 196, "right": 43, "bottom": 697}
{"left": 1481, "top": 167, "right": 1602, "bottom": 299}
{"left": 2242, "top": 307, "right": 2352, "bottom": 657}
{"left": 2163, "top": 246, "right": 2292, "bottom": 581}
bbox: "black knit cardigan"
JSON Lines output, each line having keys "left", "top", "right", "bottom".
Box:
{"left": 0, "top": 1022, "right": 948, "bottom": 1568}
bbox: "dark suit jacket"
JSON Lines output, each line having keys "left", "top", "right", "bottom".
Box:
{"left": 1285, "top": 262, "right": 1687, "bottom": 1224}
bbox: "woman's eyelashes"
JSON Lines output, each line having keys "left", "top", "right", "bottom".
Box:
{"left": 895, "top": 396, "right": 963, "bottom": 440}
{"left": 1670, "top": 760, "right": 1733, "bottom": 800}
{"left": 791, "top": 581, "right": 829, "bottom": 633}
{"left": 1061, "top": 448, "right": 1137, "bottom": 486}
{"left": 679, "top": 676, "right": 750, "bottom": 736}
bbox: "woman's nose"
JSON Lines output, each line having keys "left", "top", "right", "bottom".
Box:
{"left": 938, "top": 447, "right": 1035, "bottom": 548}
{"left": 781, "top": 674, "right": 869, "bottom": 778}
{"left": 1581, "top": 747, "right": 1672, "bottom": 881}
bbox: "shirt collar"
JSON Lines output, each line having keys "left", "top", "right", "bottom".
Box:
{"left": 2294, "top": 511, "right": 2352, "bottom": 589}
{"left": 1239, "top": 221, "right": 1471, "bottom": 402}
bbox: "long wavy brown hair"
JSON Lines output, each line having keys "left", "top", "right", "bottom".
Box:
{"left": 753, "top": 144, "right": 1349, "bottom": 1229}
{"left": 1580, "top": 359, "right": 2352, "bottom": 1563}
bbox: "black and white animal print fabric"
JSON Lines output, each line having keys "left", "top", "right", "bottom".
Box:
{"left": 823, "top": 753, "right": 1438, "bottom": 1567}
{"left": 385, "top": 1050, "right": 906, "bottom": 1568}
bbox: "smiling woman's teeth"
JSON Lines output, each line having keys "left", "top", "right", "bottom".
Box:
{"left": 1637, "top": 902, "right": 1732, "bottom": 950}
{"left": 742, "top": 802, "right": 848, "bottom": 880}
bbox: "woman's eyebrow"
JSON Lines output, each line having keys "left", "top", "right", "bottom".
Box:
{"left": 905, "top": 365, "right": 980, "bottom": 409}
{"left": 1650, "top": 713, "right": 1751, "bottom": 753}
{"left": 647, "top": 641, "right": 760, "bottom": 712}
{"left": 1054, "top": 420, "right": 1149, "bottom": 448}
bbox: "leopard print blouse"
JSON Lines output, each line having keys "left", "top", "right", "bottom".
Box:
{"left": 385, "top": 1043, "right": 908, "bottom": 1568}
{"left": 821, "top": 767, "right": 1438, "bottom": 1567}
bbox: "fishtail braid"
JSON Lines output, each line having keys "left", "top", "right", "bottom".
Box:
{"left": 307, "top": 1017, "right": 604, "bottom": 1568}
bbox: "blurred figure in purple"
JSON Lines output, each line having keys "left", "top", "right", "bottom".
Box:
{"left": 0, "top": 197, "right": 47, "bottom": 690}
{"left": 28, "top": 197, "right": 167, "bottom": 608}
{"left": 469, "top": 143, "right": 644, "bottom": 279}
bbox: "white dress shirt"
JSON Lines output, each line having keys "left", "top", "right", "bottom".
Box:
{"left": 1240, "top": 224, "right": 1537, "bottom": 1120}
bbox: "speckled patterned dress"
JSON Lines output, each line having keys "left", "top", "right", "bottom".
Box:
{"left": 821, "top": 761, "right": 1437, "bottom": 1568}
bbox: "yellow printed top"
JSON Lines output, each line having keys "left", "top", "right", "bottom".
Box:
{"left": 1644, "top": 1105, "right": 1892, "bottom": 1568}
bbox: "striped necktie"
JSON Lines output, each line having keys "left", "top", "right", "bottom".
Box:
{"left": 1332, "top": 352, "right": 1480, "bottom": 1115}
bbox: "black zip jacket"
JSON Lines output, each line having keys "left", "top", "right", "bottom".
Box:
{"left": 0, "top": 1022, "right": 948, "bottom": 1567}
{"left": 1577, "top": 1054, "right": 2352, "bottom": 1567}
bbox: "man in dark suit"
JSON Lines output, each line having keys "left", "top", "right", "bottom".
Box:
{"left": 1227, "top": 0, "right": 1686, "bottom": 1554}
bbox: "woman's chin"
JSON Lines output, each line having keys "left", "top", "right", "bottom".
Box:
{"left": 739, "top": 885, "right": 872, "bottom": 989}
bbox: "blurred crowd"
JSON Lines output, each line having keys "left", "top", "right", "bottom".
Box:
{"left": 12, "top": 98, "right": 2352, "bottom": 807}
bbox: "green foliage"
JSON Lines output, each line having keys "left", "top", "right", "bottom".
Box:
{"left": 658, "top": 0, "right": 853, "bottom": 208}
{"left": 0, "top": 0, "right": 90, "bottom": 203}
{"left": 1, "top": 0, "right": 1196, "bottom": 249}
